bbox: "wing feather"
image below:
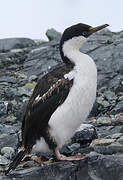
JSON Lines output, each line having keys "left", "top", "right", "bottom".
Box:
{"left": 21, "top": 64, "right": 74, "bottom": 148}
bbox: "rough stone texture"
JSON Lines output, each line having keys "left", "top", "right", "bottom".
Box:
{"left": 0, "top": 28, "right": 123, "bottom": 179}
{"left": 0, "top": 38, "right": 36, "bottom": 52}
{"left": 72, "top": 124, "right": 98, "bottom": 146}
{"left": 46, "top": 28, "right": 62, "bottom": 41}
{"left": 1, "top": 153, "right": 123, "bottom": 180}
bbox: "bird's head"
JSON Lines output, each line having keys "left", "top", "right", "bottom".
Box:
{"left": 60, "top": 23, "right": 109, "bottom": 65}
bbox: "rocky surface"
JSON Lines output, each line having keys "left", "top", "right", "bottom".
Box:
{"left": 0, "top": 28, "right": 123, "bottom": 179}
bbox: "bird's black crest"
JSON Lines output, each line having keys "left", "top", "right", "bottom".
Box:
{"left": 61, "top": 23, "right": 91, "bottom": 43}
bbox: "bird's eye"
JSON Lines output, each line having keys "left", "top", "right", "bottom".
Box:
{"left": 82, "top": 31, "right": 87, "bottom": 36}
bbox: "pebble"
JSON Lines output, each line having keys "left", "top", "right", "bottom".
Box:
{"left": 4, "top": 115, "right": 16, "bottom": 124}
{"left": 23, "top": 82, "right": 37, "bottom": 90}
{"left": 91, "top": 138, "right": 116, "bottom": 146}
{"left": 17, "top": 87, "right": 31, "bottom": 97}
{"left": 0, "top": 101, "right": 8, "bottom": 117}
{"left": 72, "top": 124, "right": 98, "bottom": 145}
{"left": 46, "top": 28, "right": 61, "bottom": 40}
{"left": 1, "top": 147, "right": 15, "bottom": 157}
{"left": 5, "top": 88, "right": 17, "bottom": 100}
{"left": 0, "top": 134, "right": 8, "bottom": 139}
{"left": 0, "top": 155, "right": 10, "bottom": 165}
{"left": 0, "top": 124, "right": 15, "bottom": 135}
{"left": 106, "top": 133, "right": 123, "bottom": 139}
{"left": 93, "top": 142, "right": 123, "bottom": 155}
{"left": 117, "top": 136, "right": 123, "bottom": 144}
{"left": 96, "top": 117, "right": 111, "bottom": 126}
{"left": 104, "top": 90, "right": 116, "bottom": 101}
{"left": 28, "top": 75, "right": 38, "bottom": 82}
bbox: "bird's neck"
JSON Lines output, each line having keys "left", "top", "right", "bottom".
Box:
{"left": 60, "top": 36, "right": 87, "bottom": 66}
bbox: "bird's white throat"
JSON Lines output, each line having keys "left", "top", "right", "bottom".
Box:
{"left": 62, "top": 36, "right": 87, "bottom": 64}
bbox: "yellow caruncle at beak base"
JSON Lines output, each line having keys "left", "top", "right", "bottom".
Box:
{"left": 89, "top": 26, "right": 93, "bottom": 31}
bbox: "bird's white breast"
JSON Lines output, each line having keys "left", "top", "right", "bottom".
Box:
{"left": 49, "top": 51, "right": 97, "bottom": 148}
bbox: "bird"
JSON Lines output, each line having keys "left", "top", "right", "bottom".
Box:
{"left": 5, "top": 23, "right": 109, "bottom": 174}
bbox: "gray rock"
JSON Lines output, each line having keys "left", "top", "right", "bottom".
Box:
{"left": 96, "top": 125, "right": 123, "bottom": 138}
{"left": 0, "top": 155, "right": 10, "bottom": 165}
{"left": 91, "top": 138, "right": 116, "bottom": 146}
{"left": 117, "top": 136, "right": 123, "bottom": 143}
{"left": 111, "top": 101, "right": 123, "bottom": 114}
{"left": 22, "top": 40, "right": 62, "bottom": 77}
{"left": 0, "top": 102, "right": 8, "bottom": 117}
{"left": 1, "top": 153, "right": 123, "bottom": 180}
{"left": 0, "top": 124, "right": 16, "bottom": 134}
{"left": 0, "top": 38, "right": 35, "bottom": 52}
{"left": 17, "top": 87, "right": 31, "bottom": 97}
{"left": 1, "top": 147, "right": 15, "bottom": 159}
{"left": 5, "top": 88, "right": 17, "bottom": 100}
{"left": 96, "top": 116, "right": 112, "bottom": 126}
{"left": 0, "top": 115, "right": 16, "bottom": 124}
{"left": 93, "top": 142, "right": 123, "bottom": 155}
{"left": 46, "top": 28, "right": 61, "bottom": 41}
{"left": 104, "top": 90, "right": 117, "bottom": 101}
{"left": 0, "top": 133, "right": 18, "bottom": 150}
{"left": 0, "top": 76, "right": 17, "bottom": 84}
{"left": 72, "top": 124, "right": 98, "bottom": 146}
{"left": 0, "top": 125, "right": 18, "bottom": 149}
{"left": 28, "top": 75, "right": 38, "bottom": 82}
{"left": 0, "top": 47, "right": 30, "bottom": 70}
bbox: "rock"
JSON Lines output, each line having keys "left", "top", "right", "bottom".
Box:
{"left": 28, "top": 75, "right": 38, "bottom": 82}
{"left": 111, "top": 114, "right": 123, "bottom": 126}
{"left": 0, "top": 102, "right": 8, "bottom": 117}
{"left": 0, "top": 115, "right": 16, "bottom": 124}
{"left": 46, "top": 28, "right": 61, "bottom": 41}
{"left": 93, "top": 142, "right": 123, "bottom": 155}
{"left": 72, "top": 124, "right": 98, "bottom": 146}
{"left": 104, "top": 90, "right": 117, "bottom": 101}
{"left": 91, "top": 138, "right": 116, "bottom": 146}
{"left": 106, "top": 133, "right": 123, "bottom": 139}
{"left": 0, "top": 125, "right": 18, "bottom": 149}
{"left": 17, "top": 87, "right": 31, "bottom": 97}
{"left": 1, "top": 153, "right": 123, "bottom": 180}
{"left": 0, "top": 124, "right": 16, "bottom": 135}
{"left": 0, "top": 133, "right": 18, "bottom": 150}
{"left": 0, "top": 38, "right": 36, "bottom": 52}
{"left": 0, "top": 76, "right": 16, "bottom": 84}
{"left": 23, "top": 82, "right": 37, "bottom": 90}
{"left": 96, "top": 125, "right": 123, "bottom": 138}
{"left": 117, "top": 136, "right": 123, "bottom": 144}
{"left": 67, "top": 143, "right": 80, "bottom": 152}
{"left": 111, "top": 101, "right": 123, "bottom": 114}
{"left": 96, "top": 116, "right": 112, "bottom": 126}
{"left": 22, "top": 39, "right": 61, "bottom": 77}
{"left": 1, "top": 147, "right": 15, "bottom": 159}
{"left": 5, "top": 88, "right": 17, "bottom": 100}
{"left": 0, "top": 155, "right": 10, "bottom": 165}
{"left": 15, "top": 101, "right": 28, "bottom": 122}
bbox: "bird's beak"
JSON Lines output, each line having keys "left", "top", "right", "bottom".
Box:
{"left": 88, "top": 24, "right": 109, "bottom": 35}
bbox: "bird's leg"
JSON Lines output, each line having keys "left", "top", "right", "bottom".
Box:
{"left": 43, "top": 127, "right": 86, "bottom": 161}
{"left": 54, "top": 147, "right": 86, "bottom": 161}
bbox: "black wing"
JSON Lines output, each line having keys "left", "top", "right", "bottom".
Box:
{"left": 22, "top": 64, "right": 74, "bottom": 150}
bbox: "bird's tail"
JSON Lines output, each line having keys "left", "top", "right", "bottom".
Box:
{"left": 5, "top": 149, "right": 26, "bottom": 175}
